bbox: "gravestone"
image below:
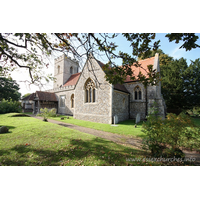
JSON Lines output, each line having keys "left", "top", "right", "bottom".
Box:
{"left": 135, "top": 113, "right": 141, "bottom": 124}
{"left": 0, "top": 126, "right": 9, "bottom": 134}
{"left": 111, "top": 115, "right": 118, "bottom": 126}
{"left": 114, "top": 115, "right": 118, "bottom": 124}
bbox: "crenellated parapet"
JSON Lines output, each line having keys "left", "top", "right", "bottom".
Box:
{"left": 46, "top": 85, "right": 75, "bottom": 93}
{"left": 54, "top": 54, "right": 79, "bottom": 64}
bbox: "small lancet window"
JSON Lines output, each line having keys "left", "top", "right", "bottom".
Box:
{"left": 71, "top": 94, "right": 74, "bottom": 108}
{"left": 134, "top": 86, "right": 142, "bottom": 100}
{"left": 57, "top": 65, "right": 60, "bottom": 74}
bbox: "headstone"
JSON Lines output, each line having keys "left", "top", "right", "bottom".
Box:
{"left": 135, "top": 113, "right": 141, "bottom": 124}
{"left": 111, "top": 115, "right": 118, "bottom": 126}
{"left": 0, "top": 126, "right": 9, "bottom": 134}
{"left": 114, "top": 115, "right": 118, "bottom": 124}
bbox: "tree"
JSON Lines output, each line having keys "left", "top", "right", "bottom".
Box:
{"left": 0, "top": 33, "right": 199, "bottom": 87}
{"left": 184, "top": 58, "right": 200, "bottom": 109}
{"left": 0, "top": 76, "right": 21, "bottom": 101}
{"left": 161, "top": 58, "right": 189, "bottom": 110}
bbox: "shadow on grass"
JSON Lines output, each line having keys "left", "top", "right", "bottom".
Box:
{"left": 9, "top": 113, "right": 30, "bottom": 117}
{"left": 0, "top": 125, "right": 16, "bottom": 134}
{"left": 0, "top": 137, "right": 149, "bottom": 166}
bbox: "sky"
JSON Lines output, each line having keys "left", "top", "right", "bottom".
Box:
{"left": 10, "top": 33, "right": 200, "bottom": 97}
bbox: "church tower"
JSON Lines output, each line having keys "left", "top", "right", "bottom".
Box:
{"left": 53, "top": 54, "right": 79, "bottom": 89}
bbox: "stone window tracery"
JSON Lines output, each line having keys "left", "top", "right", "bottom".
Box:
{"left": 85, "top": 78, "right": 96, "bottom": 103}
{"left": 134, "top": 86, "right": 142, "bottom": 100}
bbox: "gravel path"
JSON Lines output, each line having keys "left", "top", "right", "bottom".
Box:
{"left": 29, "top": 114, "right": 200, "bottom": 165}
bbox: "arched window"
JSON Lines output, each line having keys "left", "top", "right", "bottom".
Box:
{"left": 70, "top": 66, "right": 73, "bottom": 74}
{"left": 57, "top": 65, "right": 60, "bottom": 74}
{"left": 71, "top": 94, "right": 74, "bottom": 108}
{"left": 85, "top": 78, "right": 96, "bottom": 103}
{"left": 134, "top": 86, "right": 142, "bottom": 100}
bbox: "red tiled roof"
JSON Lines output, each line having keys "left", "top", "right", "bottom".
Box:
{"left": 36, "top": 91, "right": 58, "bottom": 101}
{"left": 125, "top": 56, "right": 155, "bottom": 82}
{"left": 95, "top": 56, "right": 155, "bottom": 83}
{"left": 63, "top": 72, "right": 81, "bottom": 87}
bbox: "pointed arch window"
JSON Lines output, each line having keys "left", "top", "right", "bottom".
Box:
{"left": 85, "top": 78, "right": 96, "bottom": 103}
{"left": 71, "top": 94, "right": 74, "bottom": 108}
{"left": 134, "top": 86, "right": 142, "bottom": 100}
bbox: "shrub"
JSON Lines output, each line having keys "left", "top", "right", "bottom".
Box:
{"left": 37, "top": 108, "right": 49, "bottom": 121}
{"left": 37, "top": 108, "right": 57, "bottom": 121}
{"left": 0, "top": 99, "right": 21, "bottom": 114}
{"left": 142, "top": 107, "right": 200, "bottom": 158}
{"left": 48, "top": 108, "right": 57, "bottom": 117}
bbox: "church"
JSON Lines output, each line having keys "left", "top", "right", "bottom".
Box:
{"left": 22, "top": 53, "right": 166, "bottom": 124}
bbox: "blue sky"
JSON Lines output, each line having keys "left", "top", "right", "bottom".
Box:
{"left": 155, "top": 33, "right": 200, "bottom": 64}
{"left": 98, "top": 33, "right": 200, "bottom": 65}
{"left": 14, "top": 33, "right": 200, "bottom": 96}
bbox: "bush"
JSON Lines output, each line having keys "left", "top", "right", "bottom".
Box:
{"left": 37, "top": 108, "right": 49, "bottom": 121}
{"left": 142, "top": 107, "right": 200, "bottom": 158}
{"left": 37, "top": 108, "right": 57, "bottom": 121}
{"left": 48, "top": 108, "right": 57, "bottom": 117}
{"left": 0, "top": 99, "right": 21, "bottom": 114}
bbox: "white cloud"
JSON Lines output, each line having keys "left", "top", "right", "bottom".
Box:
{"left": 170, "top": 45, "right": 186, "bottom": 59}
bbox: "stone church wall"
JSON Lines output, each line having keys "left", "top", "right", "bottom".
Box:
{"left": 54, "top": 89, "right": 75, "bottom": 115}
{"left": 112, "top": 90, "right": 129, "bottom": 123}
{"left": 124, "top": 82, "right": 147, "bottom": 119}
{"left": 74, "top": 58, "right": 112, "bottom": 124}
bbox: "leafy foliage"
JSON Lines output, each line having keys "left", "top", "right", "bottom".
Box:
{"left": 184, "top": 58, "right": 200, "bottom": 109}
{"left": 140, "top": 49, "right": 200, "bottom": 110}
{"left": 0, "top": 99, "right": 21, "bottom": 114}
{"left": 37, "top": 108, "right": 57, "bottom": 121}
{"left": 0, "top": 76, "right": 21, "bottom": 101}
{"left": 1, "top": 33, "right": 199, "bottom": 87}
{"left": 161, "top": 58, "right": 188, "bottom": 110}
{"left": 142, "top": 107, "right": 200, "bottom": 158}
{"left": 165, "top": 33, "right": 200, "bottom": 51}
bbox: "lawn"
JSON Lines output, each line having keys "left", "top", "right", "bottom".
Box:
{"left": 49, "top": 115, "right": 146, "bottom": 138}
{"left": 0, "top": 113, "right": 159, "bottom": 166}
{"left": 49, "top": 115, "right": 200, "bottom": 139}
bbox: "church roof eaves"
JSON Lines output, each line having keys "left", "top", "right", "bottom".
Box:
{"left": 35, "top": 91, "right": 58, "bottom": 101}
{"left": 114, "top": 83, "right": 130, "bottom": 94}
{"left": 21, "top": 93, "right": 35, "bottom": 101}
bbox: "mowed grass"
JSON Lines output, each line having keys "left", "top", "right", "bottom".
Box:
{"left": 0, "top": 113, "right": 158, "bottom": 166}
{"left": 50, "top": 115, "right": 145, "bottom": 138}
